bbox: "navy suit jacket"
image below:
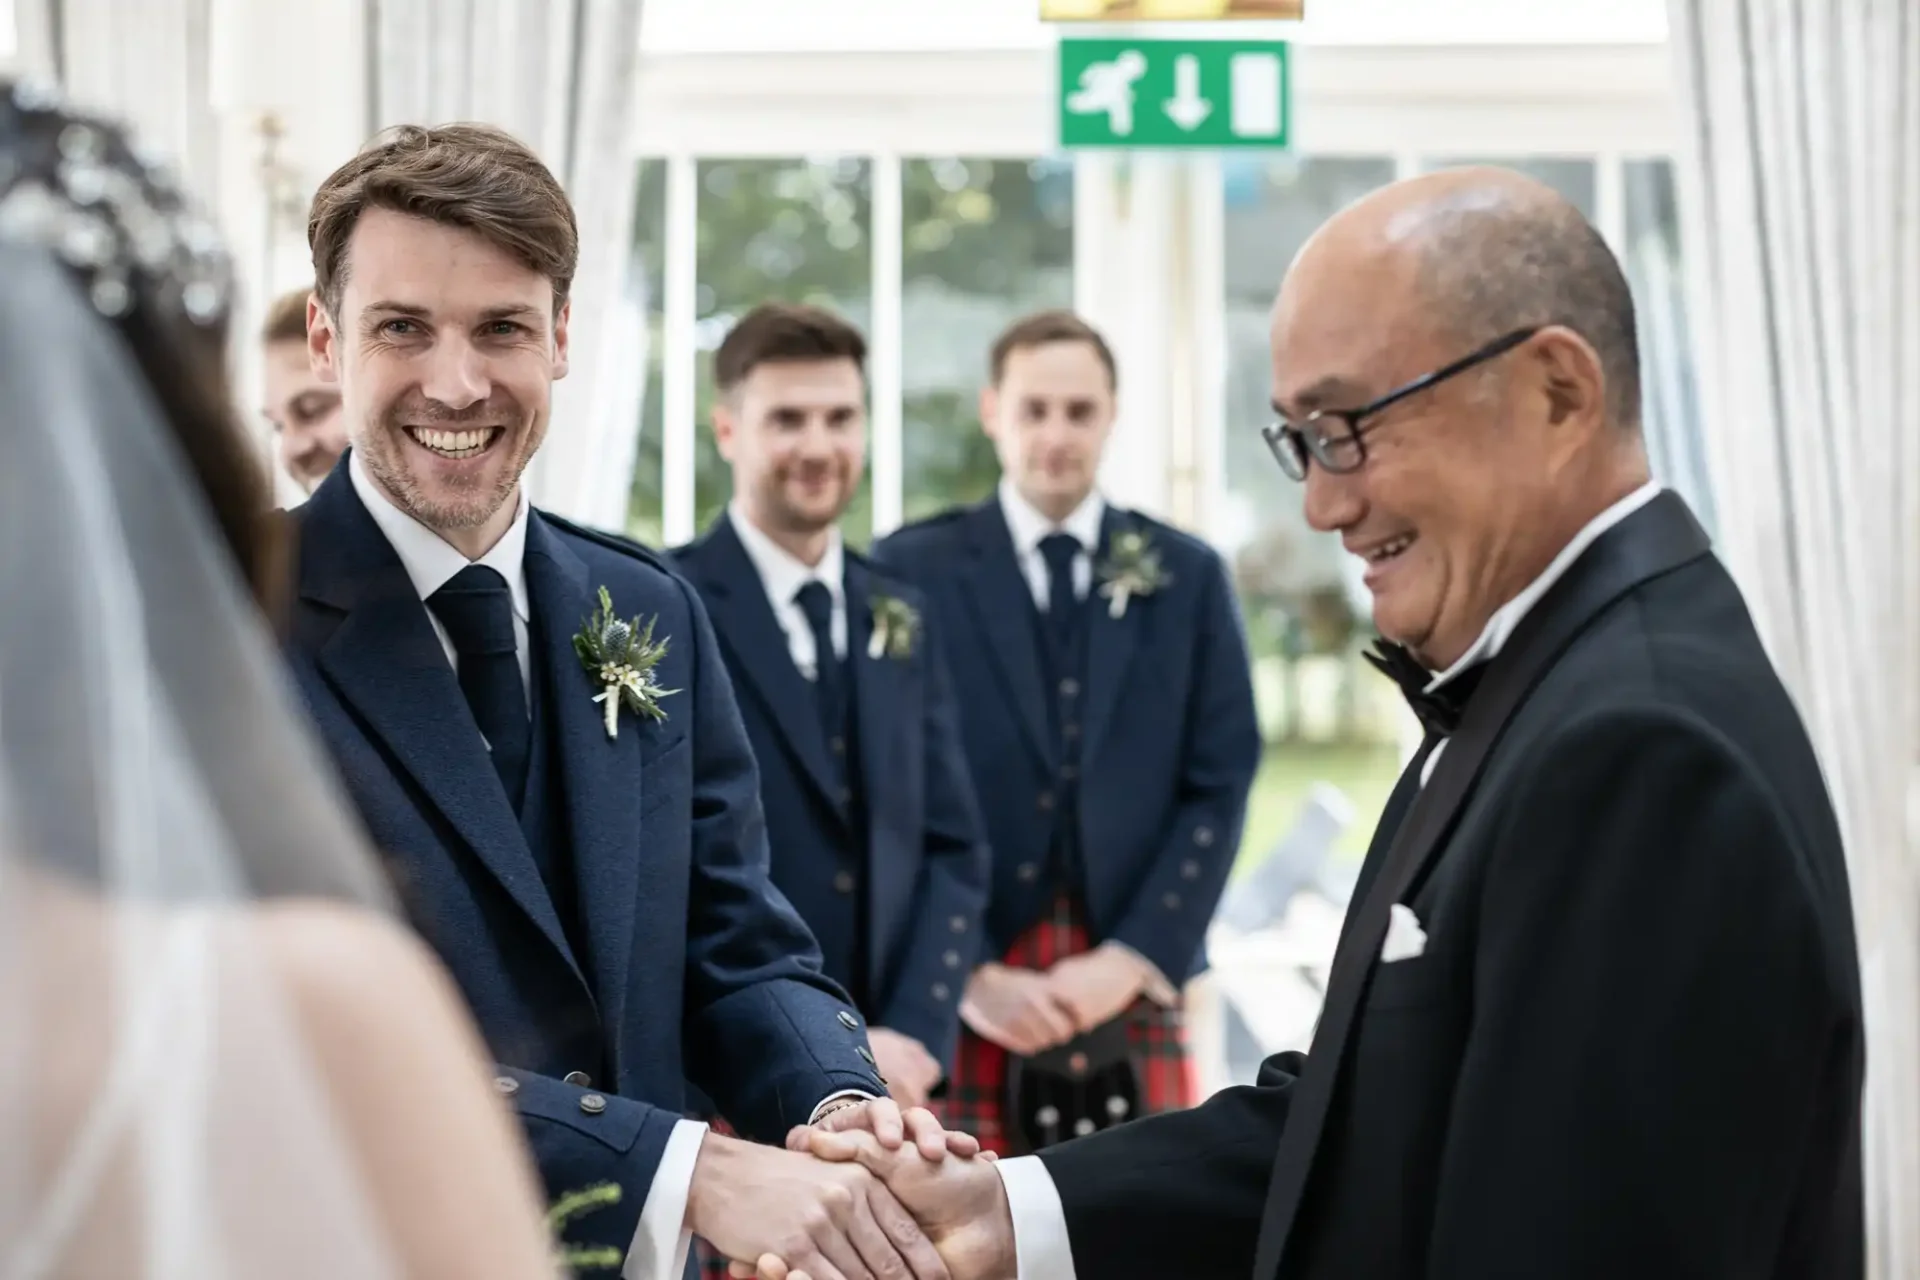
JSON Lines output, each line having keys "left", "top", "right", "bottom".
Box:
{"left": 285, "top": 467, "right": 882, "bottom": 1247}
{"left": 671, "top": 515, "right": 991, "bottom": 1072}
{"left": 873, "top": 496, "right": 1262, "bottom": 983}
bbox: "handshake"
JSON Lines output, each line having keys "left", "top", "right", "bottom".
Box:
{"left": 685, "top": 1099, "right": 1017, "bottom": 1280}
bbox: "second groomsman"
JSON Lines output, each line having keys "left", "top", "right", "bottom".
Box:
{"left": 672, "top": 302, "right": 992, "bottom": 1110}
{"left": 873, "top": 309, "right": 1262, "bottom": 1154}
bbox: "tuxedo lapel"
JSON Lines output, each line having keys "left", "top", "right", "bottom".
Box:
{"left": 298, "top": 472, "right": 577, "bottom": 968}
{"left": 682, "top": 517, "right": 842, "bottom": 806}
{"left": 1081, "top": 508, "right": 1147, "bottom": 758}
{"left": 1250, "top": 492, "right": 1714, "bottom": 1277}
{"left": 523, "top": 514, "right": 647, "bottom": 1031}
{"left": 962, "top": 501, "right": 1054, "bottom": 766}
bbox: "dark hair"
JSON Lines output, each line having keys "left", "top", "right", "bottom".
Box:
{"left": 1413, "top": 193, "right": 1642, "bottom": 428}
{"left": 0, "top": 87, "right": 281, "bottom": 615}
{"left": 260, "top": 286, "right": 312, "bottom": 345}
{"left": 307, "top": 122, "right": 578, "bottom": 320}
{"left": 713, "top": 302, "right": 868, "bottom": 394}
{"left": 988, "top": 309, "right": 1118, "bottom": 390}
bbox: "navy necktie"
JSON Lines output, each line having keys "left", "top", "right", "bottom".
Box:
{"left": 428, "top": 564, "right": 530, "bottom": 807}
{"left": 1039, "top": 532, "right": 1083, "bottom": 658}
{"left": 794, "top": 581, "right": 847, "bottom": 755}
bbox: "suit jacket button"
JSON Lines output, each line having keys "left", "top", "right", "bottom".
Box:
{"left": 1037, "top": 790, "right": 1055, "bottom": 812}
{"left": 943, "top": 950, "right": 961, "bottom": 968}
{"left": 830, "top": 735, "right": 846, "bottom": 755}
{"left": 949, "top": 915, "right": 967, "bottom": 932}
{"left": 838, "top": 1010, "right": 860, "bottom": 1030}
{"left": 579, "top": 1093, "right": 608, "bottom": 1115}
{"left": 857, "top": 1046, "right": 876, "bottom": 1064}
{"left": 1059, "top": 678, "right": 1079, "bottom": 698}
{"left": 1180, "top": 859, "right": 1201, "bottom": 880}
{"left": 1060, "top": 763, "right": 1078, "bottom": 781}
{"left": 932, "top": 982, "right": 950, "bottom": 1001}
{"left": 1163, "top": 891, "right": 1182, "bottom": 910}
{"left": 564, "top": 1070, "right": 593, "bottom": 1087}
{"left": 1016, "top": 862, "right": 1039, "bottom": 882}
{"left": 1193, "top": 826, "right": 1215, "bottom": 847}
{"left": 494, "top": 1075, "right": 520, "bottom": 1096}
{"left": 834, "top": 870, "right": 856, "bottom": 893}
{"left": 1063, "top": 721, "right": 1080, "bottom": 740}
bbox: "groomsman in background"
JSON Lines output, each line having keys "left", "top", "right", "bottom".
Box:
{"left": 672, "top": 304, "right": 991, "bottom": 1138}
{"left": 258, "top": 286, "right": 346, "bottom": 497}
{"left": 873, "top": 309, "right": 1262, "bottom": 1154}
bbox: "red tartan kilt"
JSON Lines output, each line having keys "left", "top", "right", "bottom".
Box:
{"left": 935, "top": 894, "right": 1196, "bottom": 1157}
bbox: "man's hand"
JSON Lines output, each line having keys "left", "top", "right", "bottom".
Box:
{"left": 959, "top": 963, "right": 1078, "bottom": 1055}
{"left": 1045, "top": 944, "right": 1146, "bottom": 1031}
{"left": 764, "top": 1130, "right": 1018, "bottom": 1280}
{"left": 805, "top": 1097, "right": 986, "bottom": 1162}
{"left": 686, "top": 1130, "right": 950, "bottom": 1280}
{"left": 867, "top": 1028, "right": 942, "bottom": 1108}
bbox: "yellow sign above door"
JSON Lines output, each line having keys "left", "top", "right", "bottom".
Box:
{"left": 1042, "top": 0, "right": 1303, "bottom": 19}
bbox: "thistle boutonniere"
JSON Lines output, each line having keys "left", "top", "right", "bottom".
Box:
{"left": 572, "top": 586, "right": 678, "bottom": 739}
{"left": 1096, "top": 529, "right": 1171, "bottom": 619}
{"left": 868, "top": 592, "right": 921, "bottom": 660}
{"left": 549, "top": 1182, "right": 624, "bottom": 1273}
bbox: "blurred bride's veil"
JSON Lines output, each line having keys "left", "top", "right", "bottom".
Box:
{"left": 0, "top": 81, "right": 404, "bottom": 1276}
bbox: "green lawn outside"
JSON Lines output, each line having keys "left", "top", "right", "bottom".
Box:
{"left": 1234, "top": 739, "right": 1402, "bottom": 875}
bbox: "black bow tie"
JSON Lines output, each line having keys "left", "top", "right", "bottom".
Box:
{"left": 1364, "top": 641, "right": 1485, "bottom": 738}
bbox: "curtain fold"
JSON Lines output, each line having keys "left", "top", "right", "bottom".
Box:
{"left": 1667, "top": 2, "right": 1920, "bottom": 1276}
{"left": 11, "top": 0, "right": 219, "bottom": 201}
{"left": 366, "top": 0, "right": 647, "bottom": 530}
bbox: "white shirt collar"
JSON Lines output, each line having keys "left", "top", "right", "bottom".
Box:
{"left": 349, "top": 450, "right": 531, "bottom": 621}
{"left": 997, "top": 477, "right": 1107, "bottom": 556}
{"left": 1427, "top": 480, "right": 1662, "bottom": 692}
{"left": 728, "top": 500, "right": 845, "bottom": 608}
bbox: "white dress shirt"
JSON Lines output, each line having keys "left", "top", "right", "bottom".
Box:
{"left": 997, "top": 478, "right": 1106, "bottom": 613}
{"left": 729, "top": 501, "right": 848, "bottom": 674}
{"left": 354, "top": 462, "right": 860, "bottom": 1279}
{"left": 992, "top": 478, "right": 1667, "bottom": 1280}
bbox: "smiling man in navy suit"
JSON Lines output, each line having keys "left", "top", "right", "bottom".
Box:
{"left": 872, "top": 310, "right": 1263, "bottom": 1157}
{"left": 282, "top": 124, "right": 963, "bottom": 1280}
{"left": 673, "top": 304, "right": 990, "bottom": 1120}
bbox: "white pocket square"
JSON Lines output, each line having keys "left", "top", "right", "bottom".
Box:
{"left": 1379, "top": 903, "right": 1427, "bottom": 963}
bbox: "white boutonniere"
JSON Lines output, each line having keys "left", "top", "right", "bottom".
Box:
{"left": 868, "top": 592, "right": 921, "bottom": 660}
{"left": 572, "top": 586, "right": 678, "bottom": 739}
{"left": 1095, "top": 529, "right": 1171, "bottom": 619}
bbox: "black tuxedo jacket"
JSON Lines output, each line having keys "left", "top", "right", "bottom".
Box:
{"left": 1039, "top": 493, "right": 1864, "bottom": 1279}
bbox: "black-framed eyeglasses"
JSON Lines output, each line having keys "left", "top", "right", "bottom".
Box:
{"left": 1262, "top": 326, "right": 1540, "bottom": 480}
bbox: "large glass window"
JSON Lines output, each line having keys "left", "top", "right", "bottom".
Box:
{"left": 1623, "top": 158, "right": 1713, "bottom": 532}
{"left": 625, "top": 159, "right": 669, "bottom": 545}
{"left": 1218, "top": 155, "right": 1403, "bottom": 873}
{"left": 901, "top": 157, "right": 1075, "bottom": 523}
{"left": 688, "top": 158, "right": 875, "bottom": 545}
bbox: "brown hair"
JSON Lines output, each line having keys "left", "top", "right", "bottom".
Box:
{"left": 306, "top": 123, "right": 578, "bottom": 320}
{"left": 713, "top": 302, "right": 868, "bottom": 395}
{"left": 988, "top": 309, "right": 1118, "bottom": 390}
{"left": 260, "top": 287, "right": 312, "bottom": 345}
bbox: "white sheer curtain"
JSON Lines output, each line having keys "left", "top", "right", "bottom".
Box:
{"left": 367, "top": 0, "right": 647, "bottom": 529}
{"left": 1668, "top": 3, "right": 1920, "bottom": 1276}
{"left": 10, "top": 0, "right": 218, "bottom": 198}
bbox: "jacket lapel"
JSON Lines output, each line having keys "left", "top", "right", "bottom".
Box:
{"left": 846, "top": 560, "right": 918, "bottom": 978}
{"left": 962, "top": 500, "right": 1055, "bottom": 766}
{"left": 1080, "top": 507, "right": 1147, "bottom": 758}
{"left": 523, "top": 514, "right": 647, "bottom": 1032}
{"left": 298, "top": 470, "right": 577, "bottom": 968}
{"left": 682, "top": 517, "right": 843, "bottom": 806}
{"left": 1250, "top": 492, "right": 1714, "bottom": 1277}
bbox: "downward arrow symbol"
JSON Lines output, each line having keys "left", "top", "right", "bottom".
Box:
{"left": 1164, "top": 55, "right": 1213, "bottom": 130}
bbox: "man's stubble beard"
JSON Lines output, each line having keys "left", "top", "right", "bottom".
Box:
{"left": 361, "top": 425, "right": 527, "bottom": 533}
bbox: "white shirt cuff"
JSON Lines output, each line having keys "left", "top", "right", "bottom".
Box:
{"left": 622, "top": 1118, "right": 707, "bottom": 1280}
{"left": 808, "top": 1089, "right": 875, "bottom": 1123}
{"left": 994, "top": 1155, "right": 1078, "bottom": 1280}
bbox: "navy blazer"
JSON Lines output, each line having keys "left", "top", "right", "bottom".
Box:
{"left": 671, "top": 515, "right": 991, "bottom": 1072}
{"left": 285, "top": 466, "right": 882, "bottom": 1247}
{"left": 872, "top": 496, "right": 1262, "bottom": 984}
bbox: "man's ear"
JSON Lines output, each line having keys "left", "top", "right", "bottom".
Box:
{"left": 711, "top": 398, "right": 738, "bottom": 463}
{"left": 307, "top": 295, "right": 339, "bottom": 383}
{"left": 551, "top": 299, "right": 572, "bottom": 380}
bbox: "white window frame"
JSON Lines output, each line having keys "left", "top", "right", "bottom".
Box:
{"left": 635, "top": 43, "right": 1678, "bottom": 543}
